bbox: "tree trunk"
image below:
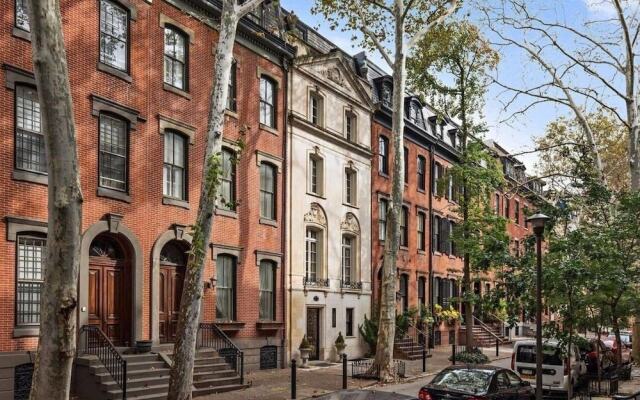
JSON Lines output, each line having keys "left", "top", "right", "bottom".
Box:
{"left": 167, "top": 1, "right": 249, "bottom": 398}
{"left": 373, "top": 0, "right": 406, "bottom": 382}
{"left": 26, "top": 0, "right": 83, "bottom": 399}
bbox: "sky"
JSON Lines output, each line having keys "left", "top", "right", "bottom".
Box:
{"left": 279, "top": 0, "right": 627, "bottom": 175}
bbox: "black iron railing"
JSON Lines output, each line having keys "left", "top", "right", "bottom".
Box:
{"left": 303, "top": 277, "right": 330, "bottom": 288}
{"left": 407, "top": 322, "right": 430, "bottom": 353}
{"left": 79, "top": 325, "right": 127, "bottom": 399}
{"left": 197, "top": 323, "right": 244, "bottom": 384}
{"left": 340, "top": 280, "right": 362, "bottom": 290}
{"left": 351, "top": 359, "right": 405, "bottom": 380}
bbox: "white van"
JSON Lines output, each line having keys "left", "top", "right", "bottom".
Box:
{"left": 512, "top": 340, "right": 586, "bottom": 395}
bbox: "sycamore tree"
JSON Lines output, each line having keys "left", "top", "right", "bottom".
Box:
{"left": 408, "top": 20, "right": 507, "bottom": 347}
{"left": 167, "top": 1, "right": 267, "bottom": 399}
{"left": 25, "top": 1, "right": 84, "bottom": 399}
{"left": 312, "top": 0, "right": 459, "bottom": 381}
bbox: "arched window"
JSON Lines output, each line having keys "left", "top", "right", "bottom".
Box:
{"left": 216, "top": 254, "right": 236, "bottom": 321}
{"left": 163, "top": 130, "right": 187, "bottom": 200}
{"left": 260, "top": 162, "right": 277, "bottom": 220}
{"left": 259, "top": 260, "right": 276, "bottom": 321}
{"left": 218, "top": 148, "right": 236, "bottom": 210}
{"left": 164, "top": 26, "right": 188, "bottom": 90}
{"left": 378, "top": 135, "right": 389, "bottom": 174}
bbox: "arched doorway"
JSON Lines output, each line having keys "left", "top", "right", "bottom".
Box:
{"left": 88, "top": 234, "right": 132, "bottom": 346}
{"left": 158, "top": 240, "right": 187, "bottom": 343}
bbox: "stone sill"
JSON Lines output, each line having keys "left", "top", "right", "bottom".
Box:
{"left": 256, "top": 321, "right": 284, "bottom": 331}
{"left": 216, "top": 321, "right": 245, "bottom": 332}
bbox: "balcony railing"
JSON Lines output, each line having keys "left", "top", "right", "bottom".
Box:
{"left": 341, "top": 280, "right": 363, "bottom": 290}
{"left": 303, "top": 276, "right": 330, "bottom": 288}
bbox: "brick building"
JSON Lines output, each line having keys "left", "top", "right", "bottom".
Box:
{"left": 0, "top": 0, "right": 293, "bottom": 396}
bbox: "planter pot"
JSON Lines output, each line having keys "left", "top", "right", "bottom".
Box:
{"left": 299, "top": 348, "right": 311, "bottom": 368}
{"left": 135, "top": 340, "right": 153, "bottom": 353}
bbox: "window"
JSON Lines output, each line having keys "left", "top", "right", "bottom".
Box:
{"left": 433, "top": 277, "right": 441, "bottom": 305}
{"left": 378, "top": 198, "right": 388, "bottom": 241}
{"left": 432, "top": 216, "right": 441, "bottom": 252}
{"left": 515, "top": 201, "right": 520, "bottom": 224}
{"left": 332, "top": 308, "right": 337, "bottom": 328}
{"left": 99, "top": 0, "right": 129, "bottom": 72}
{"left": 259, "top": 260, "right": 275, "bottom": 320}
{"left": 433, "top": 162, "right": 444, "bottom": 196}
{"left": 381, "top": 83, "right": 392, "bottom": 107}
{"left": 309, "top": 92, "right": 323, "bottom": 126}
{"left": 346, "top": 308, "right": 354, "bottom": 337}
{"left": 399, "top": 274, "right": 409, "bottom": 312}
{"left": 259, "top": 76, "right": 276, "bottom": 128}
{"left": 400, "top": 206, "right": 408, "bottom": 247}
{"left": 15, "top": 0, "right": 30, "bottom": 31}
{"left": 163, "top": 131, "right": 186, "bottom": 200}
{"left": 440, "top": 218, "right": 450, "bottom": 254}
{"left": 215, "top": 255, "right": 235, "bottom": 321}
{"left": 260, "top": 162, "right": 276, "bottom": 220}
{"left": 449, "top": 221, "right": 456, "bottom": 255}
{"left": 403, "top": 147, "right": 409, "bottom": 184}
{"left": 505, "top": 197, "right": 510, "bottom": 219}
{"left": 99, "top": 114, "right": 128, "bottom": 191}
{"left": 341, "top": 235, "right": 353, "bottom": 284}
{"left": 524, "top": 206, "right": 529, "bottom": 229}
{"left": 15, "top": 85, "right": 46, "bottom": 174}
{"left": 495, "top": 194, "right": 501, "bottom": 215}
{"left": 378, "top": 135, "right": 389, "bottom": 174}
{"left": 218, "top": 148, "right": 236, "bottom": 210}
{"left": 227, "top": 61, "right": 237, "bottom": 111}
{"left": 309, "top": 155, "right": 323, "bottom": 196}
{"left": 445, "top": 173, "right": 453, "bottom": 200}
{"left": 514, "top": 239, "right": 521, "bottom": 257}
{"left": 16, "top": 235, "right": 46, "bottom": 326}
{"left": 417, "top": 156, "right": 426, "bottom": 191}
{"left": 418, "top": 277, "right": 426, "bottom": 306}
{"left": 305, "top": 228, "right": 319, "bottom": 281}
{"left": 417, "top": 212, "right": 426, "bottom": 251}
{"left": 344, "top": 168, "right": 357, "bottom": 205}
{"left": 345, "top": 112, "right": 356, "bottom": 142}
{"left": 164, "top": 27, "right": 187, "bottom": 90}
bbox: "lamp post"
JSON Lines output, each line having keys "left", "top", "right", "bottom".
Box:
{"left": 527, "top": 213, "right": 550, "bottom": 400}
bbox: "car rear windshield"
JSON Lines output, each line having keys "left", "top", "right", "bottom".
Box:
{"left": 430, "top": 369, "right": 493, "bottom": 394}
{"left": 516, "top": 345, "right": 562, "bottom": 365}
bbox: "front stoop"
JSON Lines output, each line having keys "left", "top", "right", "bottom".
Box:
{"left": 74, "top": 349, "right": 247, "bottom": 399}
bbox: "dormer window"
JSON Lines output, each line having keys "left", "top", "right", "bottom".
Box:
{"left": 381, "top": 83, "right": 392, "bottom": 107}
{"left": 409, "top": 102, "right": 424, "bottom": 127}
{"left": 449, "top": 129, "right": 457, "bottom": 149}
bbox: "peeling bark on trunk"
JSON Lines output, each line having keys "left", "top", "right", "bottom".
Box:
{"left": 26, "top": 1, "right": 83, "bottom": 399}
{"left": 167, "top": 1, "right": 262, "bottom": 399}
{"left": 373, "top": 2, "right": 406, "bottom": 382}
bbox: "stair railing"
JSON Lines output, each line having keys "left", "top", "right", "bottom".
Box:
{"left": 486, "top": 311, "right": 508, "bottom": 339}
{"left": 197, "top": 323, "right": 244, "bottom": 385}
{"left": 78, "top": 325, "right": 127, "bottom": 400}
{"left": 407, "top": 321, "right": 430, "bottom": 354}
{"left": 472, "top": 315, "right": 505, "bottom": 344}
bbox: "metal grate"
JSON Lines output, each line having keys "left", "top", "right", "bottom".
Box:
{"left": 13, "top": 363, "right": 33, "bottom": 400}
{"left": 260, "top": 345, "right": 278, "bottom": 370}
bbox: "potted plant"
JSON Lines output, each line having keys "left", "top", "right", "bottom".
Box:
{"left": 299, "top": 335, "right": 313, "bottom": 368}
{"left": 335, "top": 331, "right": 346, "bottom": 360}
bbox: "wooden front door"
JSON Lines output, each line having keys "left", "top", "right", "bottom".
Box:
{"left": 306, "top": 308, "right": 321, "bottom": 361}
{"left": 88, "top": 258, "right": 130, "bottom": 345}
{"left": 159, "top": 264, "right": 185, "bottom": 343}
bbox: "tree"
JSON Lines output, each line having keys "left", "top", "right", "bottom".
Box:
{"left": 408, "top": 20, "right": 506, "bottom": 348}
{"left": 312, "top": 0, "right": 459, "bottom": 381}
{"left": 25, "top": 1, "right": 84, "bottom": 399}
{"left": 479, "top": 0, "right": 640, "bottom": 360}
{"left": 167, "top": 1, "right": 266, "bottom": 399}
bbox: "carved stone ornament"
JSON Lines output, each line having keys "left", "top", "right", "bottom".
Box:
{"left": 321, "top": 66, "right": 345, "bottom": 86}
{"left": 304, "top": 203, "right": 327, "bottom": 227}
{"left": 341, "top": 212, "right": 360, "bottom": 234}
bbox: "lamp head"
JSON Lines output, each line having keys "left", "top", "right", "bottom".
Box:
{"left": 527, "top": 213, "right": 550, "bottom": 236}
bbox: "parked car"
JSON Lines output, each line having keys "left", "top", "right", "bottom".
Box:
{"left": 316, "top": 390, "right": 417, "bottom": 399}
{"left": 578, "top": 339, "right": 616, "bottom": 372}
{"left": 512, "top": 340, "right": 586, "bottom": 396}
{"left": 418, "top": 366, "right": 534, "bottom": 400}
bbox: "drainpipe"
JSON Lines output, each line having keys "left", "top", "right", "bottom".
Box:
{"left": 428, "top": 143, "right": 435, "bottom": 348}
{"left": 281, "top": 55, "right": 290, "bottom": 370}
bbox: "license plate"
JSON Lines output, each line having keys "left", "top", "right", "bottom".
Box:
{"left": 521, "top": 369, "right": 534, "bottom": 377}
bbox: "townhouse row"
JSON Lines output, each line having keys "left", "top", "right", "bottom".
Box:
{"left": 0, "top": 0, "right": 545, "bottom": 397}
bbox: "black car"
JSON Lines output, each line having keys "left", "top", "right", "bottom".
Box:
{"left": 315, "top": 390, "right": 417, "bottom": 399}
{"left": 419, "top": 366, "right": 534, "bottom": 400}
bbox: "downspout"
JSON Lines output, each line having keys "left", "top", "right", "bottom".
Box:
{"left": 281, "top": 55, "right": 290, "bottom": 369}
{"left": 428, "top": 143, "right": 435, "bottom": 348}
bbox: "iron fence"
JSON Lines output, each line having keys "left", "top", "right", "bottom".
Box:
{"left": 351, "top": 359, "right": 406, "bottom": 380}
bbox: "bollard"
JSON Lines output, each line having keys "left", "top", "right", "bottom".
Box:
{"left": 452, "top": 344, "right": 456, "bottom": 365}
{"left": 291, "top": 359, "right": 297, "bottom": 399}
{"left": 496, "top": 338, "right": 499, "bottom": 357}
{"left": 342, "top": 354, "right": 348, "bottom": 390}
{"left": 422, "top": 347, "right": 426, "bottom": 373}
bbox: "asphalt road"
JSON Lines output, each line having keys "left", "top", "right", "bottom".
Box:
{"left": 374, "top": 356, "right": 512, "bottom": 398}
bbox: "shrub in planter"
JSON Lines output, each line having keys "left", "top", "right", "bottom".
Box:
{"left": 448, "top": 348, "right": 490, "bottom": 364}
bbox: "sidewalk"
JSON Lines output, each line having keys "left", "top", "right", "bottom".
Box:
{"left": 202, "top": 344, "right": 514, "bottom": 400}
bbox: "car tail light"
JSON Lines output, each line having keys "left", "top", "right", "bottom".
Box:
{"left": 511, "top": 352, "right": 515, "bottom": 370}
{"left": 418, "top": 388, "right": 433, "bottom": 400}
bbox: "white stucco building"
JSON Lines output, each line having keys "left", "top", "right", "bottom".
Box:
{"left": 285, "top": 47, "right": 374, "bottom": 362}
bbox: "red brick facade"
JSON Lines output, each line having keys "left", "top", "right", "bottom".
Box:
{"left": 0, "top": 0, "right": 292, "bottom": 378}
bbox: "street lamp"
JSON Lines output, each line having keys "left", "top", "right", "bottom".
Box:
{"left": 527, "top": 212, "right": 550, "bottom": 400}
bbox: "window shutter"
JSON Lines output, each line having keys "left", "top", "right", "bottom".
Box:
{"left": 440, "top": 219, "right": 449, "bottom": 254}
